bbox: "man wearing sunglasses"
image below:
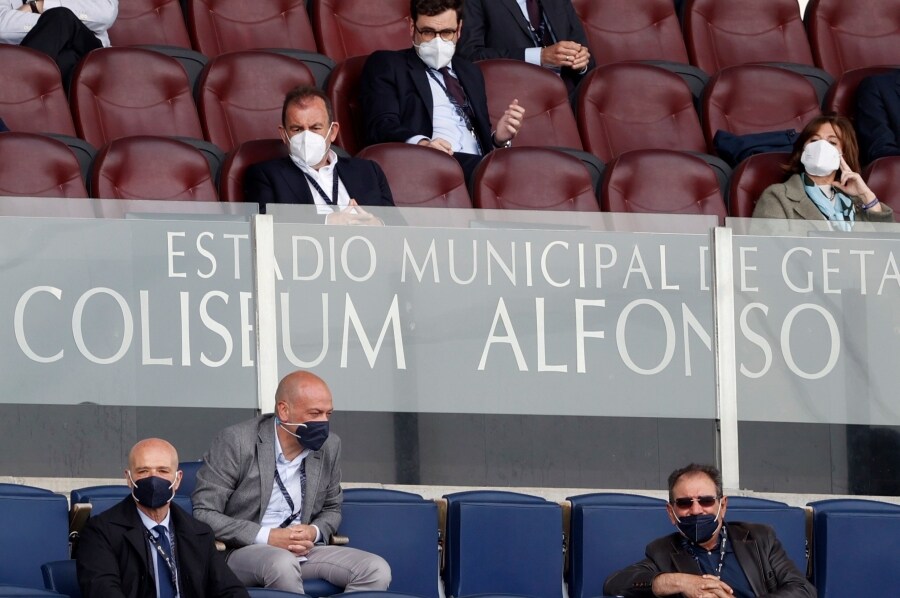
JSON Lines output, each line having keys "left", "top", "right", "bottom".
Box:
{"left": 604, "top": 464, "right": 816, "bottom": 598}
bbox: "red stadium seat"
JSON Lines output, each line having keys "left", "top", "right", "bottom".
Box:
{"left": 186, "top": 0, "right": 316, "bottom": 57}
{"left": 571, "top": 0, "right": 689, "bottom": 65}
{"left": 0, "top": 133, "right": 88, "bottom": 198}
{"left": 577, "top": 63, "right": 706, "bottom": 163}
{"left": 823, "top": 66, "right": 899, "bottom": 118}
{"left": 684, "top": 0, "right": 815, "bottom": 74}
{"left": 806, "top": 0, "right": 900, "bottom": 79}
{"left": 197, "top": 51, "right": 316, "bottom": 153}
{"left": 477, "top": 59, "right": 582, "bottom": 150}
{"left": 863, "top": 156, "right": 900, "bottom": 214}
{"left": 70, "top": 47, "right": 204, "bottom": 149}
{"left": 602, "top": 150, "right": 726, "bottom": 218}
{"left": 473, "top": 147, "right": 598, "bottom": 211}
{"left": 702, "top": 65, "right": 821, "bottom": 154}
{"left": 327, "top": 56, "right": 370, "bottom": 156}
{"left": 108, "top": 0, "right": 192, "bottom": 48}
{"left": 91, "top": 136, "right": 218, "bottom": 201}
{"left": 357, "top": 143, "right": 472, "bottom": 208}
{"left": 219, "top": 139, "right": 288, "bottom": 202}
{"left": 310, "top": 0, "right": 410, "bottom": 63}
{"left": 727, "top": 152, "right": 792, "bottom": 217}
{"left": 0, "top": 45, "right": 76, "bottom": 136}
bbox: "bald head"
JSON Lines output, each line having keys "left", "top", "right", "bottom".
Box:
{"left": 126, "top": 438, "right": 180, "bottom": 487}
{"left": 274, "top": 370, "right": 333, "bottom": 425}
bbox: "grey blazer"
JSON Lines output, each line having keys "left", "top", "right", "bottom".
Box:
{"left": 192, "top": 414, "right": 343, "bottom": 549}
{"left": 753, "top": 173, "right": 894, "bottom": 222}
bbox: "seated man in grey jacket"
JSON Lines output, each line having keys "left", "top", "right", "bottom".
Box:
{"left": 604, "top": 464, "right": 816, "bottom": 598}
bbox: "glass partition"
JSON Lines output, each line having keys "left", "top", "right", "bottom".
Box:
{"left": 727, "top": 217, "right": 900, "bottom": 495}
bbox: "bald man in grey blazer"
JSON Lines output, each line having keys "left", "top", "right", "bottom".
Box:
{"left": 192, "top": 371, "right": 390, "bottom": 593}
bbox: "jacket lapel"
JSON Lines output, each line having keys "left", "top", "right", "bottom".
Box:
{"left": 729, "top": 525, "right": 768, "bottom": 596}
{"left": 500, "top": 0, "right": 534, "bottom": 39}
{"left": 275, "top": 158, "right": 315, "bottom": 205}
{"left": 786, "top": 174, "right": 827, "bottom": 220}
{"left": 407, "top": 49, "right": 435, "bottom": 127}
{"left": 257, "top": 416, "right": 277, "bottom": 521}
{"left": 302, "top": 448, "right": 324, "bottom": 524}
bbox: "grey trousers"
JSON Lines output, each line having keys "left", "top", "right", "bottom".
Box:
{"left": 226, "top": 544, "right": 391, "bottom": 593}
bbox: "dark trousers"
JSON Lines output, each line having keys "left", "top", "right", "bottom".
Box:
{"left": 453, "top": 151, "right": 484, "bottom": 188}
{"left": 20, "top": 7, "right": 101, "bottom": 85}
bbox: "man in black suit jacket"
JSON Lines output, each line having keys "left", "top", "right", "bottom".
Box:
{"left": 244, "top": 86, "right": 394, "bottom": 224}
{"left": 76, "top": 438, "right": 248, "bottom": 598}
{"left": 855, "top": 69, "right": 900, "bottom": 164}
{"left": 604, "top": 464, "right": 815, "bottom": 598}
{"left": 458, "top": 0, "right": 594, "bottom": 92}
{"left": 359, "top": 0, "right": 525, "bottom": 182}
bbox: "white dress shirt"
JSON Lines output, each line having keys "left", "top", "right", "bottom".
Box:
{"left": 293, "top": 149, "right": 352, "bottom": 215}
{"left": 136, "top": 508, "right": 179, "bottom": 598}
{"left": 0, "top": 0, "right": 118, "bottom": 46}
{"left": 407, "top": 65, "right": 482, "bottom": 155}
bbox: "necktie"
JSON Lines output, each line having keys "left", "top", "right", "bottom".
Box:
{"left": 437, "top": 67, "right": 475, "bottom": 125}
{"left": 152, "top": 525, "right": 176, "bottom": 598}
{"left": 526, "top": 0, "right": 552, "bottom": 46}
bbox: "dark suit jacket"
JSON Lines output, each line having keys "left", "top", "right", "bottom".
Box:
{"left": 603, "top": 522, "right": 816, "bottom": 598}
{"left": 192, "top": 414, "right": 343, "bottom": 549}
{"left": 458, "top": 0, "right": 595, "bottom": 85}
{"left": 855, "top": 70, "right": 900, "bottom": 164}
{"left": 243, "top": 155, "right": 394, "bottom": 211}
{"left": 360, "top": 47, "right": 494, "bottom": 154}
{"left": 76, "top": 497, "right": 248, "bottom": 598}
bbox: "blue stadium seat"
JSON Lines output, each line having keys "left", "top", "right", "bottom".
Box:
{"left": 247, "top": 589, "right": 310, "bottom": 597}
{"left": 330, "top": 593, "right": 425, "bottom": 598}
{"left": 70, "top": 485, "right": 192, "bottom": 516}
{"left": 808, "top": 498, "right": 900, "bottom": 597}
{"left": 177, "top": 460, "right": 203, "bottom": 499}
{"left": 443, "top": 491, "right": 563, "bottom": 598}
{"left": 0, "top": 484, "right": 69, "bottom": 589}
{"left": 566, "top": 493, "right": 672, "bottom": 598}
{"left": 40, "top": 560, "right": 80, "bottom": 598}
{"left": 724, "top": 496, "right": 808, "bottom": 573}
{"left": 0, "top": 586, "right": 64, "bottom": 596}
{"left": 339, "top": 488, "right": 440, "bottom": 598}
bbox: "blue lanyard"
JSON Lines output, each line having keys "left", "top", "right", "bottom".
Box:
{"left": 274, "top": 460, "right": 306, "bottom": 528}
{"left": 302, "top": 166, "right": 340, "bottom": 206}
{"left": 426, "top": 69, "right": 476, "bottom": 134}
{"left": 147, "top": 528, "right": 179, "bottom": 591}
{"left": 685, "top": 525, "right": 728, "bottom": 578}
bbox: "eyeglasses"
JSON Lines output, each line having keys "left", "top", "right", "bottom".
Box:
{"left": 414, "top": 26, "right": 459, "bottom": 42}
{"left": 672, "top": 495, "right": 720, "bottom": 509}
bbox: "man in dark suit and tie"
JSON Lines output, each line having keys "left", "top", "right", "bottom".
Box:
{"left": 855, "top": 69, "right": 900, "bottom": 164}
{"left": 359, "top": 0, "right": 525, "bottom": 183}
{"left": 244, "top": 85, "right": 394, "bottom": 224}
{"left": 458, "top": 0, "right": 594, "bottom": 93}
{"left": 192, "top": 370, "right": 391, "bottom": 594}
{"left": 76, "top": 438, "right": 248, "bottom": 598}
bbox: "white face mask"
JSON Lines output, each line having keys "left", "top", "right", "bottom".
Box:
{"left": 801, "top": 139, "right": 841, "bottom": 177}
{"left": 288, "top": 124, "right": 332, "bottom": 169}
{"left": 415, "top": 37, "right": 456, "bottom": 71}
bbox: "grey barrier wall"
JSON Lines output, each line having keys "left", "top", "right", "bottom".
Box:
{"left": 1, "top": 198, "right": 897, "bottom": 496}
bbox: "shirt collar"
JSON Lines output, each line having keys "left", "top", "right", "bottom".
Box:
{"left": 274, "top": 419, "right": 310, "bottom": 464}
{"left": 295, "top": 149, "right": 338, "bottom": 177}
{"left": 136, "top": 504, "right": 171, "bottom": 533}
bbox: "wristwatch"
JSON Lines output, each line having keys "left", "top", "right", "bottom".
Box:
{"left": 491, "top": 132, "right": 512, "bottom": 149}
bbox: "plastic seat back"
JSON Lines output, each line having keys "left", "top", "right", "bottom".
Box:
{"left": 339, "top": 489, "right": 440, "bottom": 598}
{"left": 724, "top": 496, "right": 808, "bottom": 573}
{"left": 477, "top": 59, "right": 582, "bottom": 150}
{"left": 71, "top": 47, "right": 204, "bottom": 149}
{"left": 567, "top": 493, "right": 672, "bottom": 598}
{"left": 177, "top": 460, "right": 203, "bottom": 498}
{"left": 864, "top": 156, "right": 900, "bottom": 213}
{"left": 41, "top": 559, "right": 81, "bottom": 598}
{"left": 357, "top": 143, "right": 472, "bottom": 208}
{"left": 108, "top": 0, "right": 192, "bottom": 48}
{"left": 824, "top": 65, "right": 899, "bottom": 118}
{"left": 806, "top": 0, "right": 900, "bottom": 78}
{"left": 187, "top": 0, "right": 316, "bottom": 58}
{"left": 571, "top": 0, "right": 689, "bottom": 65}
{"left": 684, "top": 0, "right": 814, "bottom": 74}
{"left": 701, "top": 65, "right": 821, "bottom": 153}
{"left": 577, "top": 63, "right": 706, "bottom": 162}
{"left": 311, "top": 0, "right": 410, "bottom": 63}
{"left": 91, "top": 136, "right": 219, "bottom": 201}
{"left": 219, "top": 139, "right": 288, "bottom": 202}
{"left": 0, "top": 133, "right": 88, "bottom": 198}
{"left": 728, "top": 152, "right": 791, "bottom": 217}
{"left": 326, "top": 56, "right": 369, "bottom": 156}
{"left": 71, "top": 484, "right": 192, "bottom": 516}
{"left": 473, "top": 147, "right": 598, "bottom": 211}
{"left": 602, "top": 149, "right": 726, "bottom": 218}
{"left": 0, "top": 484, "right": 69, "bottom": 589}
{"left": 443, "top": 491, "right": 564, "bottom": 598}
{"left": 0, "top": 45, "right": 76, "bottom": 136}
{"left": 197, "top": 51, "right": 316, "bottom": 153}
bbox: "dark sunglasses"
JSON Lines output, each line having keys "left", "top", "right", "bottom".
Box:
{"left": 672, "top": 495, "right": 719, "bottom": 509}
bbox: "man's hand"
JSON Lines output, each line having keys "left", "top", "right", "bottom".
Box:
{"left": 651, "top": 573, "right": 734, "bottom": 598}
{"left": 494, "top": 99, "right": 525, "bottom": 144}
{"left": 325, "top": 199, "right": 384, "bottom": 226}
{"left": 540, "top": 41, "right": 590, "bottom": 71}
{"left": 417, "top": 138, "right": 454, "bottom": 155}
{"left": 267, "top": 527, "right": 315, "bottom": 557}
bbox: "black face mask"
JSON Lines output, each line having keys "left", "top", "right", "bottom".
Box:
{"left": 280, "top": 419, "right": 330, "bottom": 452}
{"left": 129, "top": 473, "right": 176, "bottom": 509}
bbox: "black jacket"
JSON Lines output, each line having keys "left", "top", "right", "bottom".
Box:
{"left": 76, "top": 496, "right": 248, "bottom": 598}
{"left": 603, "top": 522, "right": 816, "bottom": 598}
